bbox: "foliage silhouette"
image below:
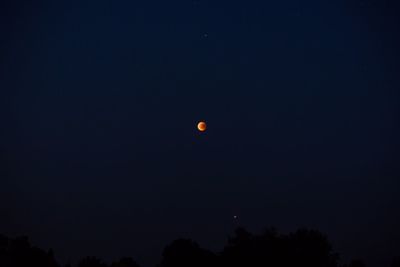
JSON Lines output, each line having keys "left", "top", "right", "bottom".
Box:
{"left": 0, "top": 234, "right": 59, "bottom": 267}
{"left": 111, "top": 257, "right": 140, "bottom": 267}
{"left": 220, "top": 227, "right": 338, "bottom": 267}
{"left": 1, "top": 228, "right": 398, "bottom": 267}
{"left": 159, "top": 239, "right": 217, "bottom": 267}
{"left": 78, "top": 256, "right": 108, "bottom": 267}
{"left": 392, "top": 257, "right": 400, "bottom": 267}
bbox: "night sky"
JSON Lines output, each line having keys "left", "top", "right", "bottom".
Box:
{"left": 1, "top": 1, "right": 400, "bottom": 266}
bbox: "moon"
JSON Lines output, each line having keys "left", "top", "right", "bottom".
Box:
{"left": 197, "top": 121, "right": 207, "bottom": 132}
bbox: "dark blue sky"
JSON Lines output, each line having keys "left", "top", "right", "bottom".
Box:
{"left": 1, "top": 1, "right": 399, "bottom": 266}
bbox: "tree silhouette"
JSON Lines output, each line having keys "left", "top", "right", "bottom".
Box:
{"left": 0, "top": 234, "right": 59, "bottom": 267}
{"left": 111, "top": 257, "right": 140, "bottom": 267}
{"left": 159, "top": 239, "right": 217, "bottom": 267}
{"left": 391, "top": 257, "right": 400, "bottom": 267}
{"left": 78, "top": 256, "right": 107, "bottom": 267}
{"left": 3, "top": 228, "right": 395, "bottom": 267}
{"left": 221, "top": 227, "right": 338, "bottom": 267}
{"left": 286, "top": 228, "right": 339, "bottom": 267}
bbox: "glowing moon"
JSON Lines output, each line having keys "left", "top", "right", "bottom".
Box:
{"left": 197, "top": 121, "right": 207, "bottom": 132}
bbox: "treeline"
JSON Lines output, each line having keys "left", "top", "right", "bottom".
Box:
{"left": 1, "top": 228, "right": 399, "bottom": 267}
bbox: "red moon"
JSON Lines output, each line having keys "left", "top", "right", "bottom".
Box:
{"left": 197, "top": 121, "right": 207, "bottom": 132}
